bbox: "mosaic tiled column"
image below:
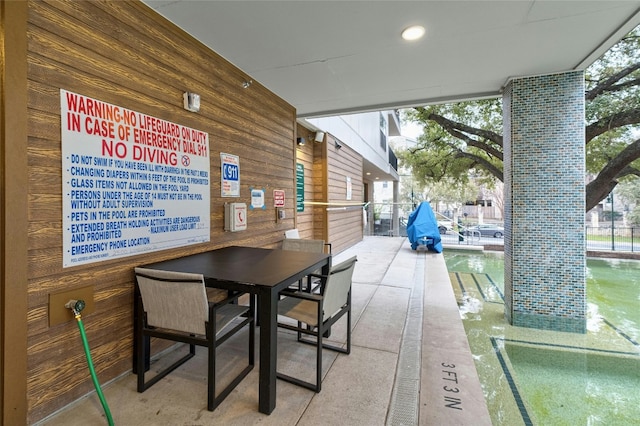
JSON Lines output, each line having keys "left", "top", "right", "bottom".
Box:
{"left": 503, "top": 71, "right": 586, "bottom": 333}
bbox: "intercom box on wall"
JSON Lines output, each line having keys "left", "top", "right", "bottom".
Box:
{"left": 224, "top": 202, "right": 247, "bottom": 232}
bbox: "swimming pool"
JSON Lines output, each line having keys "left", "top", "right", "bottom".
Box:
{"left": 444, "top": 251, "right": 640, "bottom": 426}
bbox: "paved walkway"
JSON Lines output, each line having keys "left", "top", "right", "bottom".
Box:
{"left": 39, "top": 237, "right": 490, "bottom": 426}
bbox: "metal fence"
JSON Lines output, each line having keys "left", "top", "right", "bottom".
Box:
{"left": 368, "top": 202, "right": 639, "bottom": 253}
{"left": 585, "top": 226, "right": 638, "bottom": 252}
{"left": 368, "top": 202, "right": 457, "bottom": 240}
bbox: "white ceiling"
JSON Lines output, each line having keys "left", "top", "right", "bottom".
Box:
{"left": 143, "top": 1, "right": 640, "bottom": 119}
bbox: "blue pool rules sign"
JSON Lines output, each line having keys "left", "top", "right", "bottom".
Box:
{"left": 221, "top": 153, "right": 240, "bottom": 197}
{"left": 61, "top": 89, "right": 211, "bottom": 267}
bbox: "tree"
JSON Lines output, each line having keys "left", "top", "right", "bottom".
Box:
{"left": 400, "top": 26, "right": 640, "bottom": 212}
{"left": 617, "top": 179, "right": 640, "bottom": 226}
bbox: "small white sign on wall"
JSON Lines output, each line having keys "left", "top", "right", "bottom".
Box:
{"left": 221, "top": 153, "right": 240, "bottom": 197}
{"left": 346, "top": 176, "right": 352, "bottom": 200}
{"left": 250, "top": 188, "right": 265, "bottom": 210}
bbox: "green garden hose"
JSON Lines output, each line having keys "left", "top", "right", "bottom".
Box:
{"left": 67, "top": 299, "right": 115, "bottom": 426}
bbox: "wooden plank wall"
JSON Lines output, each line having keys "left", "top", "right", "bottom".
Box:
{"left": 2, "top": 2, "right": 30, "bottom": 424}
{"left": 25, "top": 1, "right": 296, "bottom": 422}
{"left": 294, "top": 125, "right": 364, "bottom": 253}
{"left": 312, "top": 133, "right": 329, "bottom": 242}
{"left": 293, "top": 124, "right": 320, "bottom": 240}
{"left": 325, "top": 134, "right": 364, "bottom": 253}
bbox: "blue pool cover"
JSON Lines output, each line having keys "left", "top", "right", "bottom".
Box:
{"left": 406, "top": 201, "right": 442, "bottom": 252}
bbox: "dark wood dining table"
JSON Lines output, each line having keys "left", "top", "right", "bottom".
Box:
{"left": 137, "top": 245, "right": 331, "bottom": 414}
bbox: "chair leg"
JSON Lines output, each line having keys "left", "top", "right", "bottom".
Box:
{"left": 297, "top": 306, "right": 350, "bottom": 354}
{"left": 208, "top": 305, "right": 255, "bottom": 411}
{"left": 208, "top": 342, "right": 215, "bottom": 411}
{"left": 136, "top": 335, "right": 147, "bottom": 392}
{"left": 345, "top": 305, "right": 351, "bottom": 354}
{"left": 316, "top": 323, "right": 323, "bottom": 393}
{"left": 249, "top": 296, "right": 256, "bottom": 367}
{"left": 138, "top": 337, "right": 196, "bottom": 392}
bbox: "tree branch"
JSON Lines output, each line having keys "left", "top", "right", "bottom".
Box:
{"left": 454, "top": 151, "right": 504, "bottom": 182}
{"left": 585, "top": 138, "right": 640, "bottom": 210}
{"left": 586, "top": 62, "right": 640, "bottom": 100}
{"left": 585, "top": 107, "right": 640, "bottom": 143}
{"left": 425, "top": 111, "right": 503, "bottom": 148}
{"left": 446, "top": 128, "right": 504, "bottom": 161}
{"left": 415, "top": 108, "right": 504, "bottom": 159}
{"left": 616, "top": 165, "right": 640, "bottom": 179}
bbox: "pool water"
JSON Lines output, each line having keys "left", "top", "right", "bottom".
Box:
{"left": 444, "top": 251, "right": 640, "bottom": 426}
{"left": 506, "top": 343, "right": 640, "bottom": 426}
{"left": 586, "top": 258, "right": 640, "bottom": 343}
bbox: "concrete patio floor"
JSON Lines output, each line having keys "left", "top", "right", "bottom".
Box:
{"left": 38, "top": 236, "right": 490, "bottom": 426}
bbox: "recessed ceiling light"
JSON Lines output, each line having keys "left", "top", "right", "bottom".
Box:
{"left": 401, "top": 25, "right": 425, "bottom": 41}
